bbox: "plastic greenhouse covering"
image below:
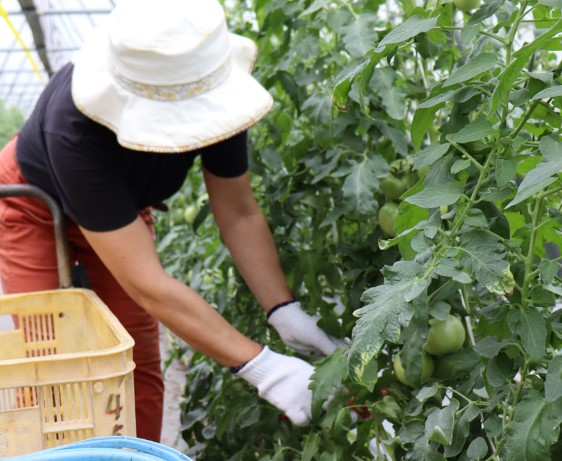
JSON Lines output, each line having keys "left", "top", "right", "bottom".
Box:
{"left": 0, "top": 0, "right": 115, "bottom": 116}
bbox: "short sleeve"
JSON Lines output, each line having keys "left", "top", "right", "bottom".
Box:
{"left": 200, "top": 131, "right": 248, "bottom": 178}
{"left": 45, "top": 132, "right": 138, "bottom": 232}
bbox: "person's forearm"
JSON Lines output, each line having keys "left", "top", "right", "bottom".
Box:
{"left": 126, "top": 272, "right": 262, "bottom": 367}
{"left": 218, "top": 210, "right": 293, "bottom": 311}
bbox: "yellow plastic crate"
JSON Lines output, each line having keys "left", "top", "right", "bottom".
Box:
{"left": 0, "top": 288, "right": 136, "bottom": 458}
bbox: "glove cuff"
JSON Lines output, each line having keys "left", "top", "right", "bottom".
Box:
{"left": 266, "top": 299, "right": 298, "bottom": 319}
{"left": 235, "top": 346, "right": 282, "bottom": 387}
{"left": 230, "top": 343, "right": 265, "bottom": 374}
{"left": 267, "top": 301, "right": 304, "bottom": 330}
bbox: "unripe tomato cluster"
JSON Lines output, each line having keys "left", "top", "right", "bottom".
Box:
{"left": 393, "top": 314, "right": 467, "bottom": 387}
{"left": 377, "top": 159, "right": 421, "bottom": 237}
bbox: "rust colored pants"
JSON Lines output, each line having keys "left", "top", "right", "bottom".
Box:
{"left": 0, "top": 137, "right": 164, "bottom": 442}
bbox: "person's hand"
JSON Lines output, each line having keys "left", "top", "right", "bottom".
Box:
{"left": 267, "top": 301, "right": 347, "bottom": 358}
{"left": 235, "top": 346, "right": 314, "bottom": 426}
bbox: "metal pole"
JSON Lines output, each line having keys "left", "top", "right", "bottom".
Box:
{"left": 0, "top": 184, "right": 73, "bottom": 289}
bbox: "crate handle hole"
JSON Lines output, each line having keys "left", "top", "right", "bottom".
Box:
{"left": 0, "top": 315, "right": 16, "bottom": 332}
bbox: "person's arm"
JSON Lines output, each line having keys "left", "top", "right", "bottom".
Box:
{"left": 80, "top": 217, "right": 261, "bottom": 367}
{"left": 204, "top": 169, "right": 347, "bottom": 357}
{"left": 203, "top": 168, "right": 293, "bottom": 312}
{"left": 81, "top": 218, "right": 315, "bottom": 425}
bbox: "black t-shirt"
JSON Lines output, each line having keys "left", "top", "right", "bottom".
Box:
{"left": 16, "top": 62, "right": 248, "bottom": 232}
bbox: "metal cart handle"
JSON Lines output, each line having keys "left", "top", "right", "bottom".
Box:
{"left": 0, "top": 184, "right": 73, "bottom": 288}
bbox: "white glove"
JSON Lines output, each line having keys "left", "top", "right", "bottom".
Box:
{"left": 268, "top": 301, "right": 347, "bottom": 357}
{"left": 235, "top": 346, "right": 314, "bottom": 426}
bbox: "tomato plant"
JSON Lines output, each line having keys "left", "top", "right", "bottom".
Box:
{"left": 0, "top": 100, "right": 24, "bottom": 148}
{"left": 154, "top": 0, "right": 562, "bottom": 459}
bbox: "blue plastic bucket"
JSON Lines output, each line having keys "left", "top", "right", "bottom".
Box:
{"left": 4, "top": 436, "right": 193, "bottom": 461}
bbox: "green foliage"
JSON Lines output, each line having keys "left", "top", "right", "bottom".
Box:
{"left": 155, "top": 0, "right": 562, "bottom": 459}
{"left": 0, "top": 100, "right": 24, "bottom": 148}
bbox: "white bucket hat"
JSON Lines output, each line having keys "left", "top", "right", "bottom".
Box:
{"left": 71, "top": 0, "right": 273, "bottom": 153}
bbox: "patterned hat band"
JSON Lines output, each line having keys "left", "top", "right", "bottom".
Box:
{"left": 111, "top": 56, "right": 233, "bottom": 101}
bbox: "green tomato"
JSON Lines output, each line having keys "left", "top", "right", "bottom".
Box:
{"left": 380, "top": 175, "right": 408, "bottom": 201}
{"left": 202, "top": 274, "right": 214, "bottom": 285}
{"left": 389, "top": 158, "right": 413, "bottom": 176}
{"left": 393, "top": 352, "right": 434, "bottom": 387}
{"left": 424, "top": 314, "right": 466, "bottom": 356}
{"left": 171, "top": 208, "right": 184, "bottom": 225}
{"left": 183, "top": 205, "right": 197, "bottom": 224}
{"left": 453, "top": 0, "right": 480, "bottom": 11}
{"left": 378, "top": 202, "right": 399, "bottom": 237}
{"left": 416, "top": 165, "right": 429, "bottom": 179}
{"left": 403, "top": 173, "right": 418, "bottom": 191}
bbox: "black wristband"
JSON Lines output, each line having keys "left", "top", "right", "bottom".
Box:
{"left": 266, "top": 299, "right": 297, "bottom": 319}
{"left": 230, "top": 362, "right": 247, "bottom": 374}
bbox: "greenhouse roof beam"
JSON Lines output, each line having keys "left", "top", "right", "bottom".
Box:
{"left": 5, "top": 9, "right": 112, "bottom": 16}
{"left": 17, "top": 0, "right": 53, "bottom": 77}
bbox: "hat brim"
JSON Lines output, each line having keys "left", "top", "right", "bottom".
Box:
{"left": 71, "top": 27, "right": 273, "bottom": 153}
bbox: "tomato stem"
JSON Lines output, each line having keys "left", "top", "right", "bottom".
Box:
{"left": 519, "top": 195, "right": 543, "bottom": 310}
{"left": 509, "top": 101, "right": 539, "bottom": 140}
{"left": 450, "top": 141, "right": 484, "bottom": 172}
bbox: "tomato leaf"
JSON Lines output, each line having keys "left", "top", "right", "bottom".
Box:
{"left": 301, "top": 433, "right": 321, "bottom": 461}
{"left": 301, "top": 93, "right": 334, "bottom": 148}
{"left": 442, "top": 53, "right": 496, "bottom": 88}
{"left": 445, "top": 404, "right": 481, "bottom": 457}
{"left": 486, "top": 354, "right": 516, "bottom": 387}
{"left": 446, "top": 119, "right": 494, "bottom": 143}
{"left": 490, "top": 19, "right": 562, "bottom": 116}
{"left": 402, "top": 421, "right": 448, "bottom": 461}
{"left": 405, "top": 182, "right": 463, "bottom": 208}
{"left": 411, "top": 106, "right": 440, "bottom": 151}
{"left": 531, "top": 85, "right": 562, "bottom": 100}
{"left": 507, "top": 136, "right": 562, "bottom": 207}
{"left": 416, "top": 383, "right": 439, "bottom": 403}
{"left": 495, "top": 158, "right": 518, "bottom": 187}
{"left": 459, "top": 230, "right": 513, "bottom": 294}
{"left": 467, "top": 0, "right": 506, "bottom": 25}
{"left": 309, "top": 349, "right": 348, "bottom": 419}
{"left": 434, "top": 258, "right": 473, "bottom": 284}
{"left": 545, "top": 357, "right": 562, "bottom": 403}
{"left": 341, "top": 13, "right": 379, "bottom": 57}
{"left": 467, "top": 437, "right": 489, "bottom": 459}
{"left": 507, "top": 308, "right": 547, "bottom": 361}
{"left": 350, "top": 261, "right": 428, "bottom": 387}
{"left": 401, "top": 302, "right": 430, "bottom": 387}
{"left": 425, "top": 399, "right": 460, "bottom": 446}
{"left": 504, "top": 390, "right": 562, "bottom": 461}
{"left": 376, "top": 15, "right": 438, "bottom": 51}
{"left": 418, "top": 89, "right": 459, "bottom": 109}
{"left": 371, "top": 68, "right": 407, "bottom": 120}
{"left": 538, "top": 0, "right": 562, "bottom": 7}
{"left": 342, "top": 155, "right": 386, "bottom": 213}
{"left": 332, "top": 59, "right": 370, "bottom": 111}
{"left": 413, "top": 143, "right": 451, "bottom": 169}
{"left": 473, "top": 336, "right": 514, "bottom": 358}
